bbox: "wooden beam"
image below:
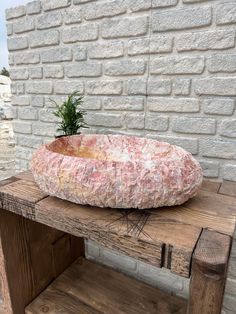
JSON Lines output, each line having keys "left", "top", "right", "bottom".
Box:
{"left": 188, "top": 229, "right": 231, "bottom": 314}
{"left": 0, "top": 209, "right": 84, "bottom": 314}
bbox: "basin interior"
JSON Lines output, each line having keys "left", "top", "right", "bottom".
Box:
{"left": 47, "top": 134, "right": 176, "bottom": 163}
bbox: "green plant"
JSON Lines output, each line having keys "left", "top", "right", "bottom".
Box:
{"left": 52, "top": 92, "right": 87, "bottom": 136}
{"left": 0, "top": 67, "right": 9, "bottom": 77}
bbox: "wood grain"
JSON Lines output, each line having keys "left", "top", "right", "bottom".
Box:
{"left": 26, "top": 257, "right": 187, "bottom": 314}
{"left": 35, "top": 196, "right": 201, "bottom": 277}
{"left": 188, "top": 229, "right": 231, "bottom": 314}
{"left": 219, "top": 180, "right": 236, "bottom": 198}
{"left": 0, "top": 180, "right": 47, "bottom": 219}
{"left": 201, "top": 180, "right": 221, "bottom": 193}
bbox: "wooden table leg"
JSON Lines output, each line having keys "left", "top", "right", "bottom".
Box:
{"left": 0, "top": 209, "right": 85, "bottom": 314}
{"left": 188, "top": 229, "right": 231, "bottom": 314}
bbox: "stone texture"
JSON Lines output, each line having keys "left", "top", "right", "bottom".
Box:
{"left": 89, "top": 41, "right": 124, "bottom": 59}
{"left": 41, "top": 47, "right": 72, "bottom": 63}
{"left": 147, "top": 79, "right": 171, "bottom": 95}
{"left": 86, "top": 80, "right": 123, "bottom": 95}
{"left": 203, "top": 98, "right": 235, "bottom": 116}
{"left": 37, "top": 12, "right": 62, "bottom": 30}
{"left": 128, "top": 36, "right": 173, "bottom": 55}
{"left": 83, "top": 0, "right": 127, "bottom": 20}
{"left": 152, "top": 7, "right": 212, "bottom": 32}
{"left": 101, "top": 16, "right": 148, "bottom": 38}
{"left": 220, "top": 120, "right": 236, "bottom": 138}
{"left": 173, "top": 117, "right": 216, "bottom": 134}
{"left": 26, "top": 1, "right": 41, "bottom": 15}
{"left": 194, "top": 78, "right": 236, "bottom": 96}
{"left": 13, "top": 16, "right": 34, "bottom": 34}
{"left": 150, "top": 56, "right": 204, "bottom": 75}
{"left": 176, "top": 30, "right": 235, "bottom": 52}
{"left": 201, "top": 139, "right": 236, "bottom": 159}
{"left": 65, "top": 62, "right": 102, "bottom": 78}
{"left": 105, "top": 60, "right": 146, "bottom": 76}
{"left": 145, "top": 114, "right": 169, "bottom": 131}
{"left": 216, "top": 3, "right": 236, "bottom": 26}
{"left": 148, "top": 97, "right": 199, "bottom": 113}
{"left": 31, "top": 134, "right": 203, "bottom": 209}
{"left": 41, "top": 0, "right": 71, "bottom": 11}
{"left": 29, "top": 30, "right": 59, "bottom": 48}
{"left": 103, "top": 97, "right": 144, "bottom": 111}
{"left": 62, "top": 24, "right": 98, "bottom": 43}
{"left": 7, "top": 37, "right": 28, "bottom": 51}
{"left": 207, "top": 54, "right": 236, "bottom": 73}
{"left": 6, "top": 5, "right": 26, "bottom": 20}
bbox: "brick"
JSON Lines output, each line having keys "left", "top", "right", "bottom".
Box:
{"left": 103, "top": 97, "right": 144, "bottom": 111}
{"left": 7, "top": 37, "right": 28, "bottom": 51}
{"left": 174, "top": 79, "right": 191, "bottom": 96}
{"left": 129, "top": 0, "right": 151, "bottom": 12}
{"left": 207, "top": 54, "right": 236, "bottom": 73}
{"left": 41, "top": 0, "right": 71, "bottom": 11}
{"left": 6, "top": 23, "right": 13, "bottom": 36}
{"left": 152, "top": 7, "right": 211, "bottom": 32}
{"left": 8, "top": 55, "right": 14, "bottom": 66}
{"left": 65, "top": 62, "right": 102, "bottom": 77}
{"left": 84, "top": 0, "right": 126, "bottom": 20}
{"left": 74, "top": 0, "right": 94, "bottom": 3}
{"left": 148, "top": 97, "right": 199, "bottom": 113}
{"left": 44, "top": 65, "right": 64, "bottom": 78}
{"left": 41, "top": 47, "right": 72, "bottom": 63}
{"left": 15, "top": 147, "right": 33, "bottom": 160}
{"left": 14, "top": 52, "right": 40, "bottom": 65}
{"left": 64, "top": 8, "right": 82, "bottom": 24}
{"left": 86, "top": 80, "right": 122, "bottom": 95}
{"left": 13, "top": 121, "right": 32, "bottom": 134}
{"left": 173, "top": 117, "right": 216, "bottom": 134}
{"left": 86, "top": 240, "right": 100, "bottom": 258}
{"left": 203, "top": 98, "right": 235, "bottom": 116}
{"left": 101, "top": 16, "right": 148, "bottom": 39}
{"left": 125, "top": 113, "right": 145, "bottom": 129}
{"left": 26, "top": 1, "right": 41, "bottom": 14}
{"left": 85, "top": 113, "right": 123, "bottom": 127}
{"left": 29, "top": 67, "right": 43, "bottom": 79}
{"left": 73, "top": 46, "right": 87, "bottom": 61}
{"left": 152, "top": 0, "right": 178, "bottom": 7}
{"left": 199, "top": 160, "right": 219, "bottom": 178}
{"left": 194, "top": 78, "right": 236, "bottom": 96}
{"left": 37, "top": 12, "right": 62, "bottom": 30}
{"left": 128, "top": 35, "right": 173, "bottom": 55}
{"left": 29, "top": 30, "right": 59, "bottom": 48}
{"left": 127, "top": 79, "right": 147, "bottom": 95}
{"left": 18, "top": 107, "right": 38, "bottom": 120}
{"left": 63, "top": 24, "right": 98, "bottom": 43}
{"left": 32, "top": 122, "right": 56, "bottom": 137}
{"left": 220, "top": 119, "right": 236, "bottom": 138}
{"left": 147, "top": 79, "right": 171, "bottom": 95}
{"left": 150, "top": 56, "right": 204, "bottom": 75}
{"left": 105, "top": 60, "right": 146, "bottom": 76}
{"left": 82, "top": 97, "right": 102, "bottom": 110}
{"left": 11, "top": 96, "right": 30, "bottom": 106}
{"left": 183, "top": 0, "right": 214, "bottom": 2}
{"left": 89, "top": 41, "right": 124, "bottom": 59}
{"left": 176, "top": 30, "right": 235, "bottom": 52}
{"left": 201, "top": 139, "right": 236, "bottom": 159}
{"left": 145, "top": 114, "right": 169, "bottom": 131}
{"left": 100, "top": 247, "right": 137, "bottom": 271}
{"left": 223, "top": 164, "right": 236, "bottom": 182}
{"left": 11, "top": 82, "right": 25, "bottom": 95}
{"left": 31, "top": 96, "right": 44, "bottom": 107}
{"left": 13, "top": 17, "right": 34, "bottom": 34}
{"left": 26, "top": 81, "right": 53, "bottom": 94}
{"left": 45, "top": 96, "right": 67, "bottom": 108}
{"left": 216, "top": 3, "right": 236, "bottom": 25}
{"left": 39, "top": 109, "right": 59, "bottom": 122}
{"left": 147, "top": 134, "right": 198, "bottom": 155}
{"left": 5, "top": 5, "right": 26, "bottom": 20}
{"left": 10, "top": 68, "right": 29, "bottom": 80}
{"left": 54, "top": 81, "right": 84, "bottom": 94}
{"left": 225, "top": 278, "right": 236, "bottom": 296}
{"left": 17, "top": 136, "right": 42, "bottom": 149}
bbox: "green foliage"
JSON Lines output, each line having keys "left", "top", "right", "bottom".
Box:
{"left": 53, "top": 92, "right": 87, "bottom": 136}
{"left": 0, "top": 67, "right": 9, "bottom": 77}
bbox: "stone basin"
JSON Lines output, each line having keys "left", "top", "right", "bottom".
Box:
{"left": 31, "top": 134, "right": 203, "bottom": 209}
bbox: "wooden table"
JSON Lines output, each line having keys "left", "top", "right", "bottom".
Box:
{"left": 0, "top": 171, "right": 235, "bottom": 314}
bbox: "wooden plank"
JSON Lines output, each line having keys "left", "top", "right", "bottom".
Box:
{"left": 14, "top": 171, "right": 35, "bottom": 182}
{"left": 25, "top": 285, "right": 100, "bottom": 314}
{"left": 0, "top": 180, "right": 47, "bottom": 219}
{"left": 219, "top": 180, "right": 236, "bottom": 198}
{"left": 0, "top": 176, "right": 19, "bottom": 188}
{"left": 26, "top": 257, "right": 187, "bottom": 314}
{"left": 36, "top": 196, "right": 201, "bottom": 277}
{"left": 0, "top": 209, "right": 85, "bottom": 314}
{"left": 201, "top": 180, "right": 221, "bottom": 193}
{"left": 188, "top": 229, "right": 231, "bottom": 314}
{"left": 152, "top": 189, "right": 236, "bottom": 237}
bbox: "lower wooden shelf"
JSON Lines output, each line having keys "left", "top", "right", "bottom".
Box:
{"left": 25, "top": 257, "right": 187, "bottom": 314}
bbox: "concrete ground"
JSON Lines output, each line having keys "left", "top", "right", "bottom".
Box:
{"left": 0, "top": 120, "right": 15, "bottom": 181}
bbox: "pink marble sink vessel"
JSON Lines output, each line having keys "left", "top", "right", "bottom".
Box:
{"left": 31, "top": 134, "right": 203, "bottom": 209}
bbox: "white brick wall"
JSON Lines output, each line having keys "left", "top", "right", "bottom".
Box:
{"left": 6, "top": 0, "right": 236, "bottom": 309}
{"left": 6, "top": 0, "right": 236, "bottom": 181}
